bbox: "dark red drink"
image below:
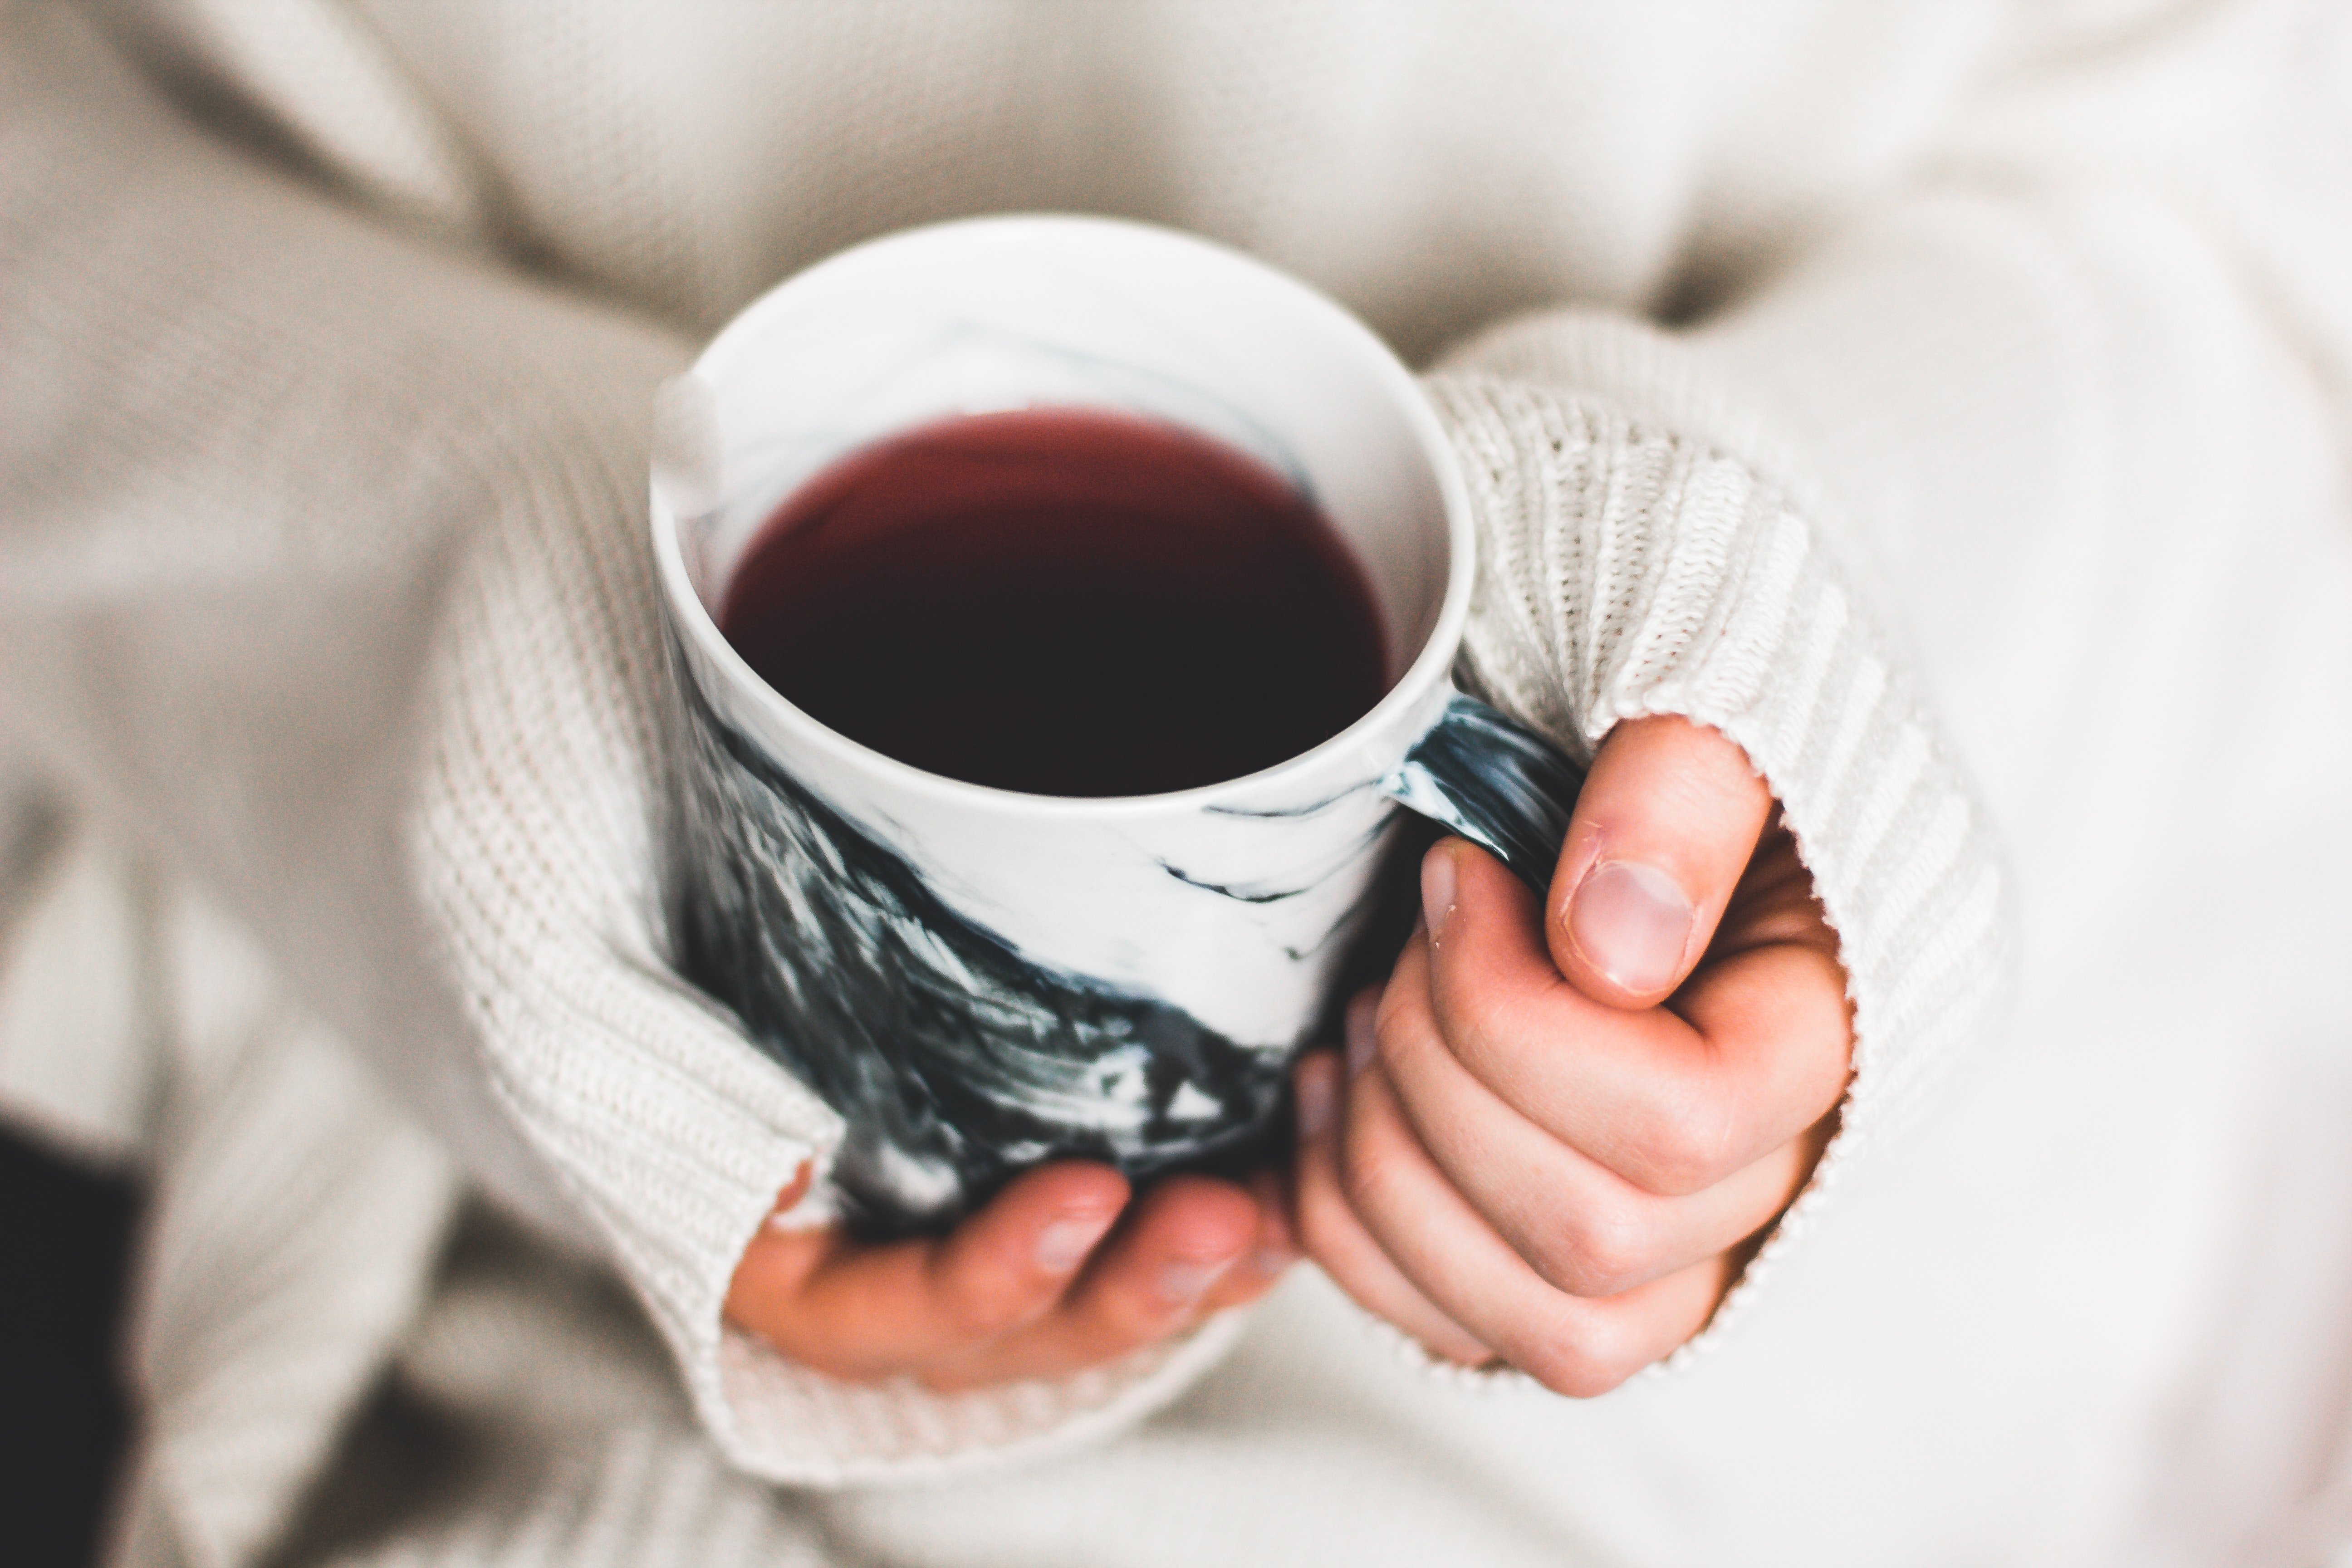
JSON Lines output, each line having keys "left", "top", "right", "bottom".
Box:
{"left": 717, "top": 407, "right": 1390, "bottom": 797}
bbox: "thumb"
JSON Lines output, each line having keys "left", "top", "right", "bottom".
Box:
{"left": 1542, "top": 715, "right": 1772, "bottom": 1008}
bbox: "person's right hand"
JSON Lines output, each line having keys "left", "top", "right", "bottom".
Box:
{"left": 1289, "top": 716, "right": 1849, "bottom": 1393}
{"left": 725, "top": 1162, "right": 1295, "bottom": 1392}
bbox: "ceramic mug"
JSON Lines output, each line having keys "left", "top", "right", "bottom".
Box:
{"left": 651, "top": 216, "right": 1583, "bottom": 1236}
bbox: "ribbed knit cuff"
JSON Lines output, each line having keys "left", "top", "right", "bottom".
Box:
{"left": 710, "top": 1311, "right": 1248, "bottom": 1486}
{"left": 405, "top": 369, "right": 825, "bottom": 1462}
{"left": 1421, "top": 344, "right": 2009, "bottom": 1362}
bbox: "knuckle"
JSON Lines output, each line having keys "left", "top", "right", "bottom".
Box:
{"left": 1076, "top": 1282, "right": 1178, "bottom": 1356}
{"left": 1626, "top": 1089, "right": 1743, "bottom": 1196}
{"left": 1443, "top": 974, "right": 1526, "bottom": 1071}
{"left": 1338, "top": 1125, "right": 1402, "bottom": 1221}
{"left": 1509, "top": 1321, "right": 1646, "bottom": 1400}
{"left": 1068, "top": 1246, "right": 1203, "bottom": 1348}
{"left": 1531, "top": 1200, "right": 1656, "bottom": 1299}
{"left": 934, "top": 1262, "right": 1034, "bottom": 1339}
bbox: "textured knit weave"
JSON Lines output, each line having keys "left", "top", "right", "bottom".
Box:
{"left": 7, "top": 0, "right": 2352, "bottom": 1563}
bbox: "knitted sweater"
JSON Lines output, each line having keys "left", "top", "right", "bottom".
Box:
{"left": 4, "top": 1, "right": 2351, "bottom": 1563}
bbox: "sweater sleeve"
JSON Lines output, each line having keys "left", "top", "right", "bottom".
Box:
{"left": 1421, "top": 368, "right": 2007, "bottom": 1363}
{"left": 1414, "top": 0, "right": 2352, "bottom": 1362}
{"left": 0, "top": 0, "right": 1230, "bottom": 1485}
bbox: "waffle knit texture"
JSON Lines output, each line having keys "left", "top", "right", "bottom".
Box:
{"left": 6, "top": 0, "right": 2352, "bottom": 1563}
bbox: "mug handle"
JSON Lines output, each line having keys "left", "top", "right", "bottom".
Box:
{"left": 1380, "top": 691, "right": 1587, "bottom": 895}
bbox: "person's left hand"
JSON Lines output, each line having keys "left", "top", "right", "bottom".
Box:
{"left": 1292, "top": 714, "right": 1851, "bottom": 1394}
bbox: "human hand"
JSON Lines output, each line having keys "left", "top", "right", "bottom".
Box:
{"left": 1293, "top": 714, "right": 1850, "bottom": 1395}
{"left": 725, "top": 1162, "right": 1296, "bottom": 1393}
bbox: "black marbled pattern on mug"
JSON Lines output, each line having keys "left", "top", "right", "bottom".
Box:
{"left": 669, "top": 668, "right": 1296, "bottom": 1237}
{"left": 1382, "top": 693, "right": 1586, "bottom": 894}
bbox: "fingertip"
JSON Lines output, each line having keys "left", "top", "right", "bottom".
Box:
{"left": 1031, "top": 1206, "right": 1121, "bottom": 1277}
{"left": 1002, "top": 1158, "right": 1131, "bottom": 1210}
{"left": 1051, "top": 1174, "right": 1261, "bottom": 1346}
{"left": 960, "top": 1161, "right": 1131, "bottom": 1282}
{"left": 1421, "top": 836, "right": 1546, "bottom": 998}
{"left": 1021, "top": 1164, "right": 1133, "bottom": 1267}
{"left": 1143, "top": 1173, "right": 1262, "bottom": 1263}
{"left": 768, "top": 1160, "right": 816, "bottom": 1218}
{"left": 724, "top": 1217, "right": 828, "bottom": 1339}
{"left": 1412, "top": 842, "right": 1560, "bottom": 1038}
{"left": 732, "top": 1163, "right": 835, "bottom": 1311}
{"left": 917, "top": 1167, "right": 1133, "bottom": 1343}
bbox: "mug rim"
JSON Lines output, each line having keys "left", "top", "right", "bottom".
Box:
{"left": 649, "top": 212, "right": 1475, "bottom": 821}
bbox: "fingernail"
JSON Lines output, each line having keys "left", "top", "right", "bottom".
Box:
{"left": 1344, "top": 994, "right": 1378, "bottom": 1079}
{"left": 1158, "top": 1255, "right": 1235, "bottom": 1307}
{"left": 1421, "top": 846, "right": 1457, "bottom": 943}
{"left": 1034, "top": 1211, "right": 1115, "bottom": 1274}
{"left": 1295, "top": 1060, "right": 1335, "bottom": 1141}
{"left": 1568, "top": 860, "right": 1695, "bottom": 995}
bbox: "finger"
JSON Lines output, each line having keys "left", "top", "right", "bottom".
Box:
{"left": 1363, "top": 952, "right": 1818, "bottom": 1297}
{"left": 1418, "top": 843, "right": 1849, "bottom": 1195}
{"left": 732, "top": 1161, "right": 1128, "bottom": 1382}
{"left": 1291, "top": 1040, "right": 1494, "bottom": 1366}
{"left": 923, "top": 1171, "right": 1261, "bottom": 1390}
{"left": 1338, "top": 1045, "right": 1730, "bottom": 1396}
{"left": 926, "top": 1167, "right": 1298, "bottom": 1391}
{"left": 1526, "top": 715, "right": 1774, "bottom": 1008}
{"left": 1199, "top": 1164, "right": 1300, "bottom": 1311}
{"left": 722, "top": 1164, "right": 830, "bottom": 1338}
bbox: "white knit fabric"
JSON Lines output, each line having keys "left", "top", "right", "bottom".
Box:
{"left": 6, "top": 0, "right": 2352, "bottom": 1562}
{"left": 0, "top": 805, "right": 156, "bottom": 1166}
{"left": 1431, "top": 374, "right": 2004, "bottom": 1138}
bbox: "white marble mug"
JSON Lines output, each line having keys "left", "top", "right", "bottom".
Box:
{"left": 651, "top": 216, "right": 1583, "bottom": 1235}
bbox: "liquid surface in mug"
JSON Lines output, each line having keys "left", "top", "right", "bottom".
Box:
{"left": 718, "top": 407, "right": 1390, "bottom": 797}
